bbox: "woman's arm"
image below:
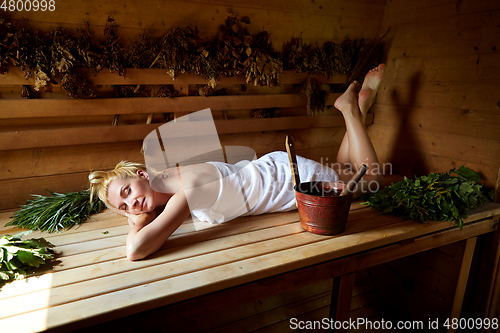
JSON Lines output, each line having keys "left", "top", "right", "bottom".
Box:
{"left": 125, "top": 191, "right": 191, "bottom": 261}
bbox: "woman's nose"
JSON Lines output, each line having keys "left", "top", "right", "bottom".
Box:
{"left": 126, "top": 197, "right": 138, "bottom": 210}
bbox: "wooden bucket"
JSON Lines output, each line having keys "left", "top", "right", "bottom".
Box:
{"left": 295, "top": 181, "right": 353, "bottom": 235}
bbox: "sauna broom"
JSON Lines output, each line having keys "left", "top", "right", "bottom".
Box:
{"left": 6, "top": 190, "right": 105, "bottom": 233}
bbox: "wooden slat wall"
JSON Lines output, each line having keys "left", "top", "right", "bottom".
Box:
{"left": 0, "top": 0, "right": 388, "bottom": 211}
{"left": 369, "top": 0, "right": 500, "bottom": 190}
{"left": 366, "top": 0, "right": 500, "bottom": 327}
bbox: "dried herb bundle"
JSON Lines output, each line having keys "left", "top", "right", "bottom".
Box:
{"left": 1, "top": 16, "right": 384, "bottom": 98}
{"left": 243, "top": 31, "right": 282, "bottom": 86}
{"left": 7, "top": 190, "right": 105, "bottom": 233}
{"left": 100, "top": 17, "right": 126, "bottom": 75}
{"left": 153, "top": 26, "right": 201, "bottom": 79}
{"left": 282, "top": 37, "right": 364, "bottom": 77}
{"left": 196, "top": 85, "right": 227, "bottom": 97}
{"left": 75, "top": 23, "right": 105, "bottom": 73}
{"left": 0, "top": 231, "right": 54, "bottom": 284}
{"left": 157, "top": 85, "right": 180, "bottom": 98}
{"left": 12, "top": 26, "right": 52, "bottom": 91}
{"left": 251, "top": 107, "right": 281, "bottom": 118}
{"left": 61, "top": 71, "right": 96, "bottom": 99}
{"left": 48, "top": 27, "right": 79, "bottom": 77}
{"left": 128, "top": 30, "right": 160, "bottom": 68}
{"left": 300, "top": 77, "right": 328, "bottom": 114}
{"left": 0, "top": 17, "right": 16, "bottom": 74}
{"left": 282, "top": 37, "right": 311, "bottom": 73}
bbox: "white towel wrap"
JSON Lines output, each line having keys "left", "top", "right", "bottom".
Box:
{"left": 191, "top": 151, "right": 339, "bottom": 224}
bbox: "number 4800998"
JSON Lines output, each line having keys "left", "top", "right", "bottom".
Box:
{"left": 1, "top": 0, "right": 56, "bottom": 11}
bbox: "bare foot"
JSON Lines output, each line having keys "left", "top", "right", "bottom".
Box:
{"left": 359, "top": 64, "right": 385, "bottom": 118}
{"left": 334, "top": 81, "right": 360, "bottom": 117}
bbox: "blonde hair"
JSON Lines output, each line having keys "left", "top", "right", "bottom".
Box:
{"left": 89, "top": 161, "right": 147, "bottom": 208}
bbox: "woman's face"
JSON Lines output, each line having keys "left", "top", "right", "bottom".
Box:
{"left": 107, "top": 171, "right": 157, "bottom": 215}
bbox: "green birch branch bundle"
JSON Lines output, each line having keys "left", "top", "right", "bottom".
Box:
{"left": 6, "top": 190, "right": 105, "bottom": 233}
{"left": 362, "top": 166, "right": 495, "bottom": 229}
{"left": 0, "top": 231, "right": 55, "bottom": 283}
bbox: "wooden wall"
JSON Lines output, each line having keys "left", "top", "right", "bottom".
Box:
{"left": 0, "top": 0, "right": 387, "bottom": 211}
{"left": 367, "top": 0, "right": 500, "bottom": 326}
{"left": 369, "top": 0, "right": 500, "bottom": 192}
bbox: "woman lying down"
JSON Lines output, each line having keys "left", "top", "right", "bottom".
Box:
{"left": 89, "top": 64, "right": 385, "bottom": 261}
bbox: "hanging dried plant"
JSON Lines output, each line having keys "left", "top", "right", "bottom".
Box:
{"left": 243, "top": 31, "right": 282, "bottom": 86}
{"left": 193, "top": 43, "right": 221, "bottom": 88}
{"left": 196, "top": 85, "right": 227, "bottom": 96}
{"left": 300, "top": 77, "right": 328, "bottom": 115}
{"left": 282, "top": 38, "right": 307, "bottom": 72}
{"left": 340, "top": 35, "right": 386, "bottom": 89}
{"left": 99, "top": 16, "right": 125, "bottom": 75}
{"left": 0, "top": 17, "right": 16, "bottom": 74}
{"left": 48, "top": 27, "right": 80, "bottom": 78}
{"left": 322, "top": 39, "right": 357, "bottom": 76}
{"left": 60, "top": 71, "right": 96, "bottom": 99}
{"left": 127, "top": 30, "right": 160, "bottom": 68}
{"left": 156, "top": 85, "right": 180, "bottom": 98}
{"left": 251, "top": 107, "right": 280, "bottom": 118}
{"left": 213, "top": 15, "right": 252, "bottom": 78}
{"left": 0, "top": 16, "right": 384, "bottom": 99}
{"left": 12, "top": 26, "right": 53, "bottom": 91}
{"left": 111, "top": 84, "right": 152, "bottom": 98}
{"left": 76, "top": 22, "right": 106, "bottom": 73}
{"left": 153, "top": 26, "right": 200, "bottom": 79}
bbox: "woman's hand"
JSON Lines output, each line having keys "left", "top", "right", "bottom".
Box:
{"left": 125, "top": 211, "right": 156, "bottom": 229}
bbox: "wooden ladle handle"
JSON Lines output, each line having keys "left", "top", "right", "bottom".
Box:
{"left": 341, "top": 164, "right": 369, "bottom": 196}
{"left": 285, "top": 135, "right": 301, "bottom": 189}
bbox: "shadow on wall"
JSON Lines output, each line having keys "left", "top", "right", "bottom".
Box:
{"left": 387, "top": 72, "right": 429, "bottom": 178}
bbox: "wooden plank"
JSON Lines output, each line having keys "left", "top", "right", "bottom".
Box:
{"left": 3, "top": 0, "right": 384, "bottom": 28}
{"left": 0, "top": 68, "right": 349, "bottom": 86}
{"left": 387, "top": 256, "right": 450, "bottom": 299}
{"left": 371, "top": 104, "right": 500, "bottom": 141}
{"left": 0, "top": 127, "right": 346, "bottom": 180}
{"left": 0, "top": 172, "right": 90, "bottom": 210}
{"left": 411, "top": 248, "right": 454, "bottom": 279}
{"left": 0, "top": 210, "right": 388, "bottom": 301}
{"left": 1, "top": 207, "right": 497, "bottom": 330}
{"left": 371, "top": 138, "right": 499, "bottom": 184}
{"left": 448, "top": 237, "right": 477, "bottom": 332}
{"left": 377, "top": 81, "right": 500, "bottom": 112}
{"left": 383, "top": 9, "right": 500, "bottom": 45}
{"left": 0, "top": 125, "right": 356, "bottom": 210}
{"left": 368, "top": 123, "right": 500, "bottom": 170}
{"left": 36, "top": 213, "right": 500, "bottom": 327}
{"left": 180, "top": 280, "right": 335, "bottom": 332}
{"left": 0, "top": 141, "right": 144, "bottom": 181}
{"left": 4, "top": 0, "right": 384, "bottom": 45}
{"left": 0, "top": 93, "right": 341, "bottom": 119}
{"left": 383, "top": 0, "right": 500, "bottom": 26}
{"left": 330, "top": 272, "right": 356, "bottom": 332}
{"left": 368, "top": 262, "right": 444, "bottom": 320}
{"left": 50, "top": 210, "right": 500, "bottom": 327}
{"left": 0, "top": 115, "right": 348, "bottom": 151}
{"left": 379, "top": 55, "right": 500, "bottom": 85}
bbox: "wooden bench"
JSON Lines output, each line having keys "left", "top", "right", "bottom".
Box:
{"left": 0, "top": 198, "right": 498, "bottom": 332}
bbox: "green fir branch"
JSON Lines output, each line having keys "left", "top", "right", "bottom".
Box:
{"left": 6, "top": 190, "right": 105, "bottom": 233}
